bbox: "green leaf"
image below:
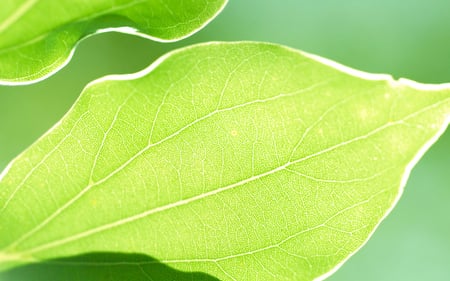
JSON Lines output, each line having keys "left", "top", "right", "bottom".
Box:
{"left": 0, "top": 0, "right": 227, "bottom": 85}
{"left": 0, "top": 42, "right": 449, "bottom": 280}
{"left": 1, "top": 252, "right": 221, "bottom": 281}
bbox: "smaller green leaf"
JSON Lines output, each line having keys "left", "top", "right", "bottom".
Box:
{"left": 0, "top": 0, "right": 227, "bottom": 85}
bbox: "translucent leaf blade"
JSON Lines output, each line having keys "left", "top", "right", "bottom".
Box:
{"left": 0, "top": 42, "right": 449, "bottom": 280}
{"left": 0, "top": 0, "right": 228, "bottom": 84}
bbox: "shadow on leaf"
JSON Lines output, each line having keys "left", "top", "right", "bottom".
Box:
{"left": 0, "top": 252, "right": 220, "bottom": 281}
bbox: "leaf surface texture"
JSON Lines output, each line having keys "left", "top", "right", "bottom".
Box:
{"left": 0, "top": 42, "right": 449, "bottom": 280}
{"left": 0, "top": 0, "right": 227, "bottom": 84}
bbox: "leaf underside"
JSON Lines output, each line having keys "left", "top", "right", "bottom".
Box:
{"left": 0, "top": 42, "right": 449, "bottom": 281}
{"left": 0, "top": 0, "right": 227, "bottom": 84}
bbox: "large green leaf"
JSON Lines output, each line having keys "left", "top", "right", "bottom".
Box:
{"left": 0, "top": 0, "right": 227, "bottom": 85}
{"left": 0, "top": 42, "right": 449, "bottom": 280}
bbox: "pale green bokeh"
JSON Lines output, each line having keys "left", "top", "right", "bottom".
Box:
{"left": 0, "top": 0, "right": 449, "bottom": 280}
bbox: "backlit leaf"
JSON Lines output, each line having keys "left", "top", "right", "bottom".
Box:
{"left": 0, "top": 42, "right": 449, "bottom": 280}
{"left": 0, "top": 0, "right": 227, "bottom": 84}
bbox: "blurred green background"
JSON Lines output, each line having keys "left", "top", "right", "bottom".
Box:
{"left": 1, "top": 0, "right": 449, "bottom": 280}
